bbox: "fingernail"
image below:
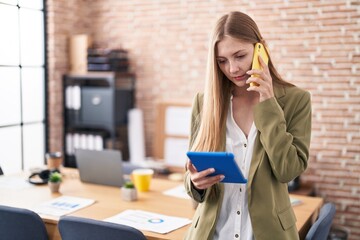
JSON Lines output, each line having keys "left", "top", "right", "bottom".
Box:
{"left": 220, "top": 175, "right": 225, "bottom": 180}
{"left": 246, "top": 70, "right": 251, "bottom": 74}
{"left": 210, "top": 168, "right": 215, "bottom": 173}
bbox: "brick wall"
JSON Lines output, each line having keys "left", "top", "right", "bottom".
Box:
{"left": 47, "top": 0, "right": 360, "bottom": 238}
{"left": 47, "top": 0, "right": 92, "bottom": 151}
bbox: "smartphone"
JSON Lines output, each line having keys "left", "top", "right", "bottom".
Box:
{"left": 250, "top": 43, "right": 269, "bottom": 87}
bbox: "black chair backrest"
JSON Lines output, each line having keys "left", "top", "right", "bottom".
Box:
{"left": 59, "top": 215, "right": 147, "bottom": 240}
{"left": 0, "top": 205, "right": 48, "bottom": 240}
{"left": 0, "top": 166, "right": 3, "bottom": 175}
{"left": 305, "top": 202, "right": 336, "bottom": 240}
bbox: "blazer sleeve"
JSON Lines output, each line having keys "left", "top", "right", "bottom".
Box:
{"left": 184, "top": 93, "right": 207, "bottom": 202}
{"left": 254, "top": 89, "right": 312, "bottom": 183}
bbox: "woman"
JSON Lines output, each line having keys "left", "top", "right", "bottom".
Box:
{"left": 184, "top": 11, "right": 311, "bottom": 240}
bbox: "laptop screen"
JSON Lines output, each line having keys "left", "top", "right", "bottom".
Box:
{"left": 75, "top": 149, "right": 125, "bottom": 187}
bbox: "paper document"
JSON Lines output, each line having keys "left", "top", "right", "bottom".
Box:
{"left": 290, "top": 197, "right": 302, "bottom": 206}
{"left": 34, "top": 196, "right": 96, "bottom": 217}
{"left": 165, "top": 106, "right": 191, "bottom": 136}
{"left": 105, "top": 210, "right": 191, "bottom": 234}
{"left": 0, "top": 176, "right": 34, "bottom": 190}
{"left": 163, "top": 185, "right": 190, "bottom": 199}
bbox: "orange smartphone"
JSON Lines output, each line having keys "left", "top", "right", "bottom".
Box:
{"left": 250, "top": 43, "right": 269, "bottom": 86}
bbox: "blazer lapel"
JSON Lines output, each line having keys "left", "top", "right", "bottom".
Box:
{"left": 247, "top": 84, "right": 286, "bottom": 195}
{"left": 273, "top": 83, "right": 286, "bottom": 109}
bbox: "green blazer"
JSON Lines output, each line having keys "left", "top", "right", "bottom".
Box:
{"left": 184, "top": 84, "right": 312, "bottom": 240}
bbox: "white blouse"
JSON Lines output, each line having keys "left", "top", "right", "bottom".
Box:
{"left": 213, "top": 96, "right": 257, "bottom": 240}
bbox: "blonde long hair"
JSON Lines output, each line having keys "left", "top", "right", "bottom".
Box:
{"left": 191, "top": 11, "right": 292, "bottom": 152}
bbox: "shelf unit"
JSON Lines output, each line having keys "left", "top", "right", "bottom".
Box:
{"left": 63, "top": 71, "right": 135, "bottom": 167}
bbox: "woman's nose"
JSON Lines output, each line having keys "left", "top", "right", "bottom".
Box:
{"left": 229, "top": 61, "right": 239, "bottom": 73}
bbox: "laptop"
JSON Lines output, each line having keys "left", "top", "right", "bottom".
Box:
{"left": 75, "top": 149, "right": 125, "bottom": 187}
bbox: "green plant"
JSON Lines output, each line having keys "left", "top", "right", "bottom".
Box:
{"left": 123, "top": 181, "right": 135, "bottom": 189}
{"left": 49, "top": 172, "right": 62, "bottom": 183}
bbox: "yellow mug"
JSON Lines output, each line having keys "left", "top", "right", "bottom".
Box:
{"left": 132, "top": 169, "right": 154, "bottom": 192}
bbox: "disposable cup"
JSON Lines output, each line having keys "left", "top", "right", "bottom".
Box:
{"left": 46, "top": 152, "right": 62, "bottom": 170}
{"left": 132, "top": 169, "right": 154, "bottom": 192}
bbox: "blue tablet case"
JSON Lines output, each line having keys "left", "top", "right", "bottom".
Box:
{"left": 186, "top": 152, "right": 247, "bottom": 184}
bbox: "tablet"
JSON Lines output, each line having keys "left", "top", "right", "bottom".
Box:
{"left": 186, "top": 152, "right": 247, "bottom": 184}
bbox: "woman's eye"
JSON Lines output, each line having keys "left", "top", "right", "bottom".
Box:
{"left": 236, "top": 55, "right": 245, "bottom": 59}
{"left": 217, "top": 59, "right": 226, "bottom": 64}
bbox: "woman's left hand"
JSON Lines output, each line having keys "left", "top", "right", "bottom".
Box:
{"left": 246, "top": 56, "right": 275, "bottom": 102}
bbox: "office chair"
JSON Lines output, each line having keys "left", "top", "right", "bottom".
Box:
{"left": 0, "top": 166, "right": 3, "bottom": 175}
{"left": 0, "top": 205, "right": 49, "bottom": 240}
{"left": 59, "top": 216, "right": 147, "bottom": 240}
{"left": 305, "top": 202, "right": 336, "bottom": 240}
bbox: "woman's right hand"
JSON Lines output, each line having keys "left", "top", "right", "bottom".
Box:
{"left": 186, "top": 159, "right": 225, "bottom": 190}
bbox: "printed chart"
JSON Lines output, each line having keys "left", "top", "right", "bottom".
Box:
{"left": 33, "top": 196, "right": 95, "bottom": 217}
{"left": 105, "top": 209, "right": 191, "bottom": 234}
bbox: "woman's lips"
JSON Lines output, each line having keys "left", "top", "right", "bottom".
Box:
{"left": 233, "top": 74, "right": 248, "bottom": 81}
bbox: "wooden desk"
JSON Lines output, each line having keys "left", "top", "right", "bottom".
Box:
{"left": 291, "top": 194, "right": 323, "bottom": 239}
{"left": 0, "top": 169, "right": 322, "bottom": 240}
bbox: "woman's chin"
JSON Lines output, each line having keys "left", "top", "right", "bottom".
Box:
{"left": 232, "top": 80, "right": 247, "bottom": 88}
